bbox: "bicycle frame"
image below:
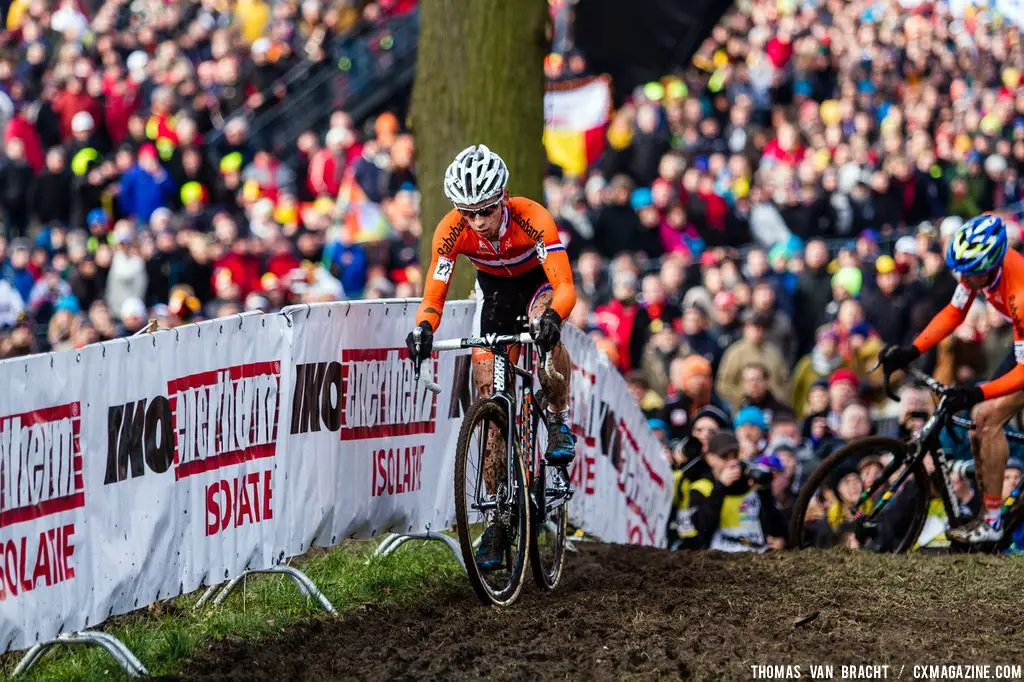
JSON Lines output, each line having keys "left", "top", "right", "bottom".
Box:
{"left": 417, "top": 332, "right": 544, "bottom": 516}
{"left": 864, "top": 367, "right": 1024, "bottom": 532}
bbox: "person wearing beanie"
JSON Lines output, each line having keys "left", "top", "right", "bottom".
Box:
{"left": 790, "top": 324, "right": 853, "bottom": 419}
{"left": 118, "top": 144, "right": 175, "bottom": 223}
{"left": 733, "top": 405, "right": 768, "bottom": 460}
{"left": 661, "top": 353, "right": 730, "bottom": 444}
{"left": 825, "top": 367, "right": 861, "bottom": 433}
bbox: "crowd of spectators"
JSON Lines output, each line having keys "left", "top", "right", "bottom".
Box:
{"left": 1, "top": 0, "right": 1022, "bottom": 552}
{"left": 540, "top": 0, "right": 1024, "bottom": 553}
{"left": 0, "top": 0, "right": 417, "bottom": 357}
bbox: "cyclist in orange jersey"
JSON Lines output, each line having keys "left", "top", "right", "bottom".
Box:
{"left": 406, "top": 145, "right": 577, "bottom": 571}
{"left": 881, "top": 214, "right": 1022, "bottom": 545}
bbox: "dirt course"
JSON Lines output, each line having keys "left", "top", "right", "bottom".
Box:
{"left": 161, "top": 544, "right": 1024, "bottom": 681}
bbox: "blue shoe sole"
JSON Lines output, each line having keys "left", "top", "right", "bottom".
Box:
{"left": 476, "top": 558, "right": 503, "bottom": 573}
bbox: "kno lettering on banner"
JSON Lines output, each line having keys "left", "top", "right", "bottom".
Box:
{"left": 105, "top": 362, "right": 281, "bottom": 484}
{"left": 205, "top": 471, "right": 273, "bottom": 536}
{"left": 372, "top": 445, "right": 424, "bottom": 497}
{"left": 290, "top": 349, "right": 437, "bottom": 440}
{"left": 0, "top": 403, "right": 84, "bottom": 528}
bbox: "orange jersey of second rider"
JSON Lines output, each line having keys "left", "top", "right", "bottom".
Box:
{"left": 913, "top": 247, "right": 1024, "bottom": 399}
{"left": 416, "top": 197, "right": 576, "bottom": 330}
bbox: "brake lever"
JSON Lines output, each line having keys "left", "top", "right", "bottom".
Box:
{"left": 411, "top": 326, "right": 423, "bottom": 381}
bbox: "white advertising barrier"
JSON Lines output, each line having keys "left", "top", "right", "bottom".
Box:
{"left": 561, "top": 324, "right": 673, "bottom": 547}
{"left": 0, "top": 312, "right": 286, "bottom": 653}
{"left": 275, "top": 300, "right": 476, "bottom": 556}
{"left": 0, "top": 349, "right": 90, "bottom": 652}
{"left": 0, "top": 298, "right": 670, "bottom": 658}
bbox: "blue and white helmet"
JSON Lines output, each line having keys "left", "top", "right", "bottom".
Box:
{"left": 945, "top": 214, "right": 1008, "bottom": 275}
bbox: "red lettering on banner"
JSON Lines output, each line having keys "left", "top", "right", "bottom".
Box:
{"left": 614, "top": 418, "right": 667, "bottom": 544}
{"left": 627, "top": 523, "right": 644, "bottom": 545}
{"left": 204, "top": 470, "right": 274, "bottom": 536}
{"left": 0, "top": 522, "right": 76, "bottom": 600}
{"left": 340, "top": 349, "right": 437, "bottom": 441}
{"left": 263, "top": 469, "right": 273, "bottom": 522}
{"left": 372, "top": 445, "right": 424, "bottom": 497}
{"left": 167, "top": 362, "right": 281, "bottom": 481}
{"left": 0, "top": 402, "right": 84, "bottom": 528}
{"left": 569, "top": 453, "right": 597, "bottom": 495}
{"left": 236, "top": 474, "right": 254, "bottom": 527}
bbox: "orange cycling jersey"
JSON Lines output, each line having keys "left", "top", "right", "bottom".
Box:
{"left": 416, "top": 197, "right": 576, "bottom": 330}
{"left": 913, "top": 247, "right": 1024, "bottom": 400}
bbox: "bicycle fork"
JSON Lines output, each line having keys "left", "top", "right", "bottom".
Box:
{"left": 470, "top": 392, "right": 521, "bottom": 525}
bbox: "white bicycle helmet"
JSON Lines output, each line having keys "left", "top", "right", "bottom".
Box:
{"left": 443, "top": 144, "right": 509, "bottom": 207}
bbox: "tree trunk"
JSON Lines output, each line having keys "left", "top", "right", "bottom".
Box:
{"left": 410, "top": 0, "right": 549, "bottom": 299}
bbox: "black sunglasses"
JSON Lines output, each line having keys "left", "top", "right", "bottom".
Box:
{"left": 457, "top": 199, "right": 502, "bottom": 218}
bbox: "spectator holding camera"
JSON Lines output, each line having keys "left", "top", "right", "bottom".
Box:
{"left": 666, "top": 404, "right": 731, "bottom": 550}
{"left": 689, "top": 430, "right": 786, "bottom": 552}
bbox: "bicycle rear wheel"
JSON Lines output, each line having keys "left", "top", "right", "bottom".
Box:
{"left": 454, "top": 399, "right": 530, "bottom": 606}
{"left": 529, "top": 404, "right": 568, "bottom": 590}
{"left": 789, "top": 436, "right": 929, "bottom": 553}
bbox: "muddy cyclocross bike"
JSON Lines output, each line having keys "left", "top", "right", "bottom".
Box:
{"left": 412, "top": 318, "right": 574, "bottom": 606}
{"left": 790, "top": 364, "right": 1024, "bottom": 553}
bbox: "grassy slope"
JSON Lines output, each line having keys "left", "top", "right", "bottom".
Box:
{"left": 0, "top": 540, "right": 462, "bottom": 681}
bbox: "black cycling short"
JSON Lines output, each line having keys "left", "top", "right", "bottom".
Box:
{"left": 476, "top": 266, "right": 552, "bottom": 336}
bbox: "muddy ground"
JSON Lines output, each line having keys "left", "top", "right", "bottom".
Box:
{"left": 161, "top": 544, "right": 1024, "bottom": 681}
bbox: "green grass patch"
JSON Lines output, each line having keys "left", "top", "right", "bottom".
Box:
{"left": 0, "top": 539, "right": 462, "bottom": 681}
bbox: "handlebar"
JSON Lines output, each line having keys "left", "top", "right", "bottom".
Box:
{"left": 875, "top": 360, "right": 949, "bottom": 401}
{"left": 418, "top": 356, "right": 443, "bottom": 395}
{"left": 904, "top": 366, "right": 950, "bottom": 396}
{"left": 412, "top": 326, "right": 567, "bottom": 394}
{"left": 874, "top": 360, "right": 963, "bottom": 444}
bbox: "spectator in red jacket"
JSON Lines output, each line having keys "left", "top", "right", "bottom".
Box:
{"left": 307, "top": 127, "right": 349, "bottom": 198}
{"left": 51, "top": 78, "right": 99, "bottom": 141}
{"left": 596, "top": 270, "right": 641, "bottom": 372}
{"left": 5, "top": 106, "right": 44, "bottom": 174}
{"left": 103, "top": 70, "right": 140, "bottom": 146}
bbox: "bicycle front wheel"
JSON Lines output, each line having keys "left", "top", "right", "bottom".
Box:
{"left": 529, "top": 406, "right": 568, "bottom": 590}
{"left": 454, "top": 399, "right": 530, "bottom": 606}
{"left": 789, "top": 436, "right": 929, "bottom": 553}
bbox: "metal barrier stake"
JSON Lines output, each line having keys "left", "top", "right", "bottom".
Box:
{"left": 372, "top": 530, "right": 467, "bottom": 573}
{"left": 193, "top": 584, "right": 220, "bottom": 610}
{"left": 209, "top": 567, "right": 335, "bottom": 613}
{"left": 12, "top": 631, "right": 148, "bottom": 678}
